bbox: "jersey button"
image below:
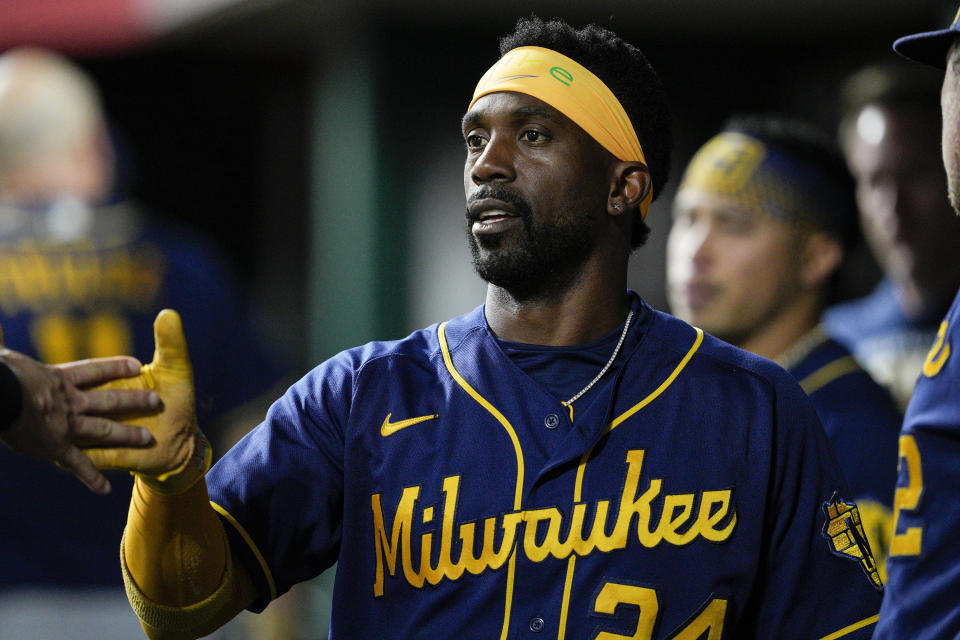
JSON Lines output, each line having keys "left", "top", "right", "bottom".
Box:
{"left": 544, "top": 413, "right": 560, "bottom": 429}
{"left": 529, "top": 617, "right": 545, "bottom": 633}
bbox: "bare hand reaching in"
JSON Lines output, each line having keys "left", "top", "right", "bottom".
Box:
{"left": 0, "top": 329, "right": 158, "bottom": 494}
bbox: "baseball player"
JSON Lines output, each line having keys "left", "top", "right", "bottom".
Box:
{"left": 873, "top": 8, "right": 960, "bottom": 639}
{"left": 823, "top": 61, "right": 960, "bottom": 412}
{"left": 667, "top": 115, "right": 902, "bottom": 582}
{"left": 92, "top": 17, "right": 882, "bottom": 639}
{"left": 0, "top": 47, "right": 286, "bottom": 610}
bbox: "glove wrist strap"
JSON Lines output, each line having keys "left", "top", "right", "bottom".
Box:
{"left": 140, "top": 430, "right": 212, "bottom": 495}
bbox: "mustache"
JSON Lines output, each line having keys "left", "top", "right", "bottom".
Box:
{"left": 466, "top": 185, "right": 532, "bottom": 222}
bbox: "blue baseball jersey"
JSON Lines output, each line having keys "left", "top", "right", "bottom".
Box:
{"left": 874, "top": 289, "right": 960, "bottom": 639}
{"left": 781, "top": 327, "right": 902, "bottom": 582}
{"left": 824, "top": 279, "right": 946, "bottom": 411}
{"left": 0, "top": 204, "right": 284, "bottom": 587}
{"left": 208, "top": 297, "right": 882, "bottom": 639}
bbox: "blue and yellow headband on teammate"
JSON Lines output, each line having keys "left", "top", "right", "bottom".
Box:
{"left": 470, "top": 46, "right": 653, "bottom": 219}
{"left": 677, "top": 131, "right": 851, "bottom": 238}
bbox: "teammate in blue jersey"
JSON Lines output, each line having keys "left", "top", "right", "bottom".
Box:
{"left": 823, "top": 62, "right": 960, "bottom": 411}
{"left": 666, "top": 115, "right": 902, "bottom": 581}
{"left": 93, "top": 17, "right": 883, "bottom": 640}
{"left": 0, "top": 47, "right": 285, "bottom": 638}
{"left": 873, "top": 9, "right": 960, "bottom": 638}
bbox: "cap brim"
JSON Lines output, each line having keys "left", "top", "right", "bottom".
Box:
{"left": 893, "top": 28, "right": 957, "bottom": 68}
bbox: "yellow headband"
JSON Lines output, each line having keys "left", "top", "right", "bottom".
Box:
{"left": 677, "top": 132, "right": 852, "bottom": 238}
{"left": 470, "top": 46, "right": 653, "bottom": 219}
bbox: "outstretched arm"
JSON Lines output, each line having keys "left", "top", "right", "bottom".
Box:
{"left": 0, "top": 333, "right": 156, "bottom": 494}
{"left": 87, "top": 309, "right": 257, "bottom": 639}
{"left": 122, "top": 475, "right": 258, "bottom": 639}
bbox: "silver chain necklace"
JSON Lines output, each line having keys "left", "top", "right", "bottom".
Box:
{"left": 561, "top": 309, "right": 634, "bottom": 411}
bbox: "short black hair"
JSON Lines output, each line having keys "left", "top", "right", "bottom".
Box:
{"left": 499, "top": 16, "right": 672, "bottom": 249}
{"left": 722, "top": 114, "right": 858, "bottom": 248}
{"left": 837, "top": 61, "right": 942, "bottom": 144}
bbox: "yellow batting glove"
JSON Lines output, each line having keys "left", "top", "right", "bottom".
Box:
{"left": 84, "top": 309, "right": 210, "bottom": 494}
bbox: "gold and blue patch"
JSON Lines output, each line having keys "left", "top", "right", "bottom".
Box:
{"left": 822, "top": 492, "right": 883, "bottom": 591}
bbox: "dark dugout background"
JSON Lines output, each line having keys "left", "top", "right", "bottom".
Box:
{"left": 8, "top": 0, "right": 952, "bottom": 367}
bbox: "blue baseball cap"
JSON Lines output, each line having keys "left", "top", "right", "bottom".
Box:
{"left": 894, "top": 7, "right": 960, "bottom": 68}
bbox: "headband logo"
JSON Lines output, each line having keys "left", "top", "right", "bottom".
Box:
{"left": 684, "top": 134, "right": 766, "bottom": 193}
{"left": 550, "top": 67, "right": 573, "bottom": 86}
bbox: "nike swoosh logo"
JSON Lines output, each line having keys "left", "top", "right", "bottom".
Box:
{"left": 380, "top": 413, "right": 439, "bottom": 437}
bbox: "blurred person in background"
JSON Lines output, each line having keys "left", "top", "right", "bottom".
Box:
{"left": 0, "top": 46, "right": 286, "bottom": 639}
{"left": 667, "top": 114, "right": 902, "bottom": 580}
{"left": 823, "top": 61, "right": 960, "bottom": 411}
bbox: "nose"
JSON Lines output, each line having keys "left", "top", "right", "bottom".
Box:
{"left": 685, "top": 221, "right": 714, "bottom": 270}
{"left": 470, "top": 134, "right": 516, "bottom": 185}
{"left": 668, "top": 217, "right": 713, "bottom": 280}
{"left": 870, "top": 182, "right": 906, "bottom": 241}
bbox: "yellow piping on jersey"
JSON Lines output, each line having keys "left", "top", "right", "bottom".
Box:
{"left": 438, "top": 321, "right": 524, "bottom": 640}
{"left": 558, "top": 327, "right": 703, "bottom": 640}
{"left": 798, "top": 355, "right": 860, "bottom": 395}
{"left": 210, "top": 501, "right": 278, "bottom": 602}
{"left": 771, "top": 325, "right": 863, "bottom": 394}
{"left": 775, "top": 324, "right": 829, "bottom": 371}
{"left": 923, "top": 320, "right": 950, "bottom": 378}
{"left": 818, "top": 613, "right": 878, "bottom": 640}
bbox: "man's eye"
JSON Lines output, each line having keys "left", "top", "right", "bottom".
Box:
{"left": 521, "top": 130, "right": 546, "bottom": 142}
{"left": 466, "top": 134, "right": 486, "bottom": 148}
{"left": 717, "top": 216, "right": 752, "bottom": 234}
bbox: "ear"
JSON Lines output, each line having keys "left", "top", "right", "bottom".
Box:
{"left": 799, "top": 231, "right": 843, "bottom": 290}
{"left": 608, "top": 162, "right": 651, "bottom": 217}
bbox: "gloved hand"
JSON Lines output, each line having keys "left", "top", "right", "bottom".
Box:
{"left": 84, "top": 309, "right": 211, "bottom": 494}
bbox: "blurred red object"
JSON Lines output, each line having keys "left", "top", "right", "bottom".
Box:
{"left": 0, "top": 0, "right": 146, "bottom": 55}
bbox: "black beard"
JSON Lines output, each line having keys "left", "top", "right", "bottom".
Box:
{"left": 465, "top": 185, "right": 598, "bottom": 302}
{"left": 950, "top": 178, "right": 960, "bottom": 217}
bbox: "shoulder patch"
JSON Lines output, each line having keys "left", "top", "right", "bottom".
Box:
{"left": 821, "top": 492, "right": 883, "bottom": 591}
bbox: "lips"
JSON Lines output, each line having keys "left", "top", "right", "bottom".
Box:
{"left": 467, "top": 198, "right": 522, "bottom": 235}
{"left": 467, "top": 198, "right": 516, "bottom": 220}
{"left": 681, "top": 280, "right": 718, "bottom": 310}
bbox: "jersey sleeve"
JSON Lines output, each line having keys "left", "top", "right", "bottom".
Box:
{"left": 205, "top": 355, "right": 352, "bottom": 612}
{"left": 876, "top": 419, "right": 960, "bottom": 638}
{"left": 875, "top": 295, "right": 960, "bottom": 639}
{"left": 808, "top": 370, "right": 901, "bottom": 506}
{"left": 747, "top": 371, "right": 883, "bottom": 639}
{"left": 808, "top": 370, "right": 901, "bottom": 586}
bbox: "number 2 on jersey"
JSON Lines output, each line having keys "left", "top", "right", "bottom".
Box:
{"left": 889, "top": 435, "right": 923, "bottom": 557}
